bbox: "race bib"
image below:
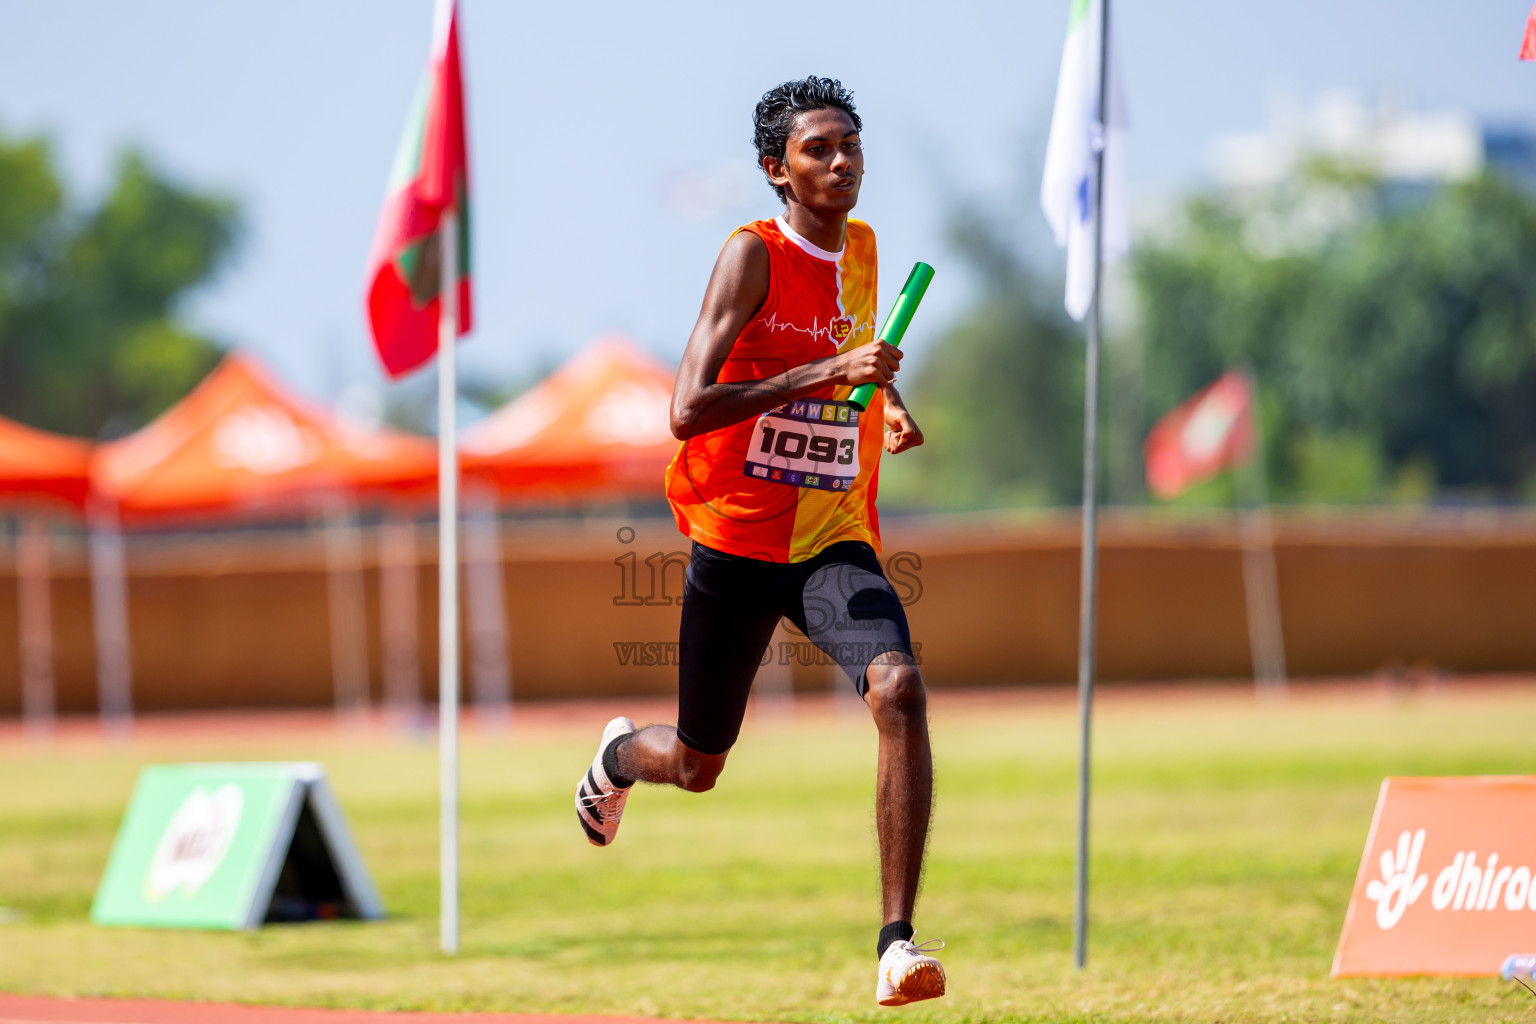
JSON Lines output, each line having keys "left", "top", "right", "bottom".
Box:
{"left": 743, "top": 399, "right": 861, "bottom": 492}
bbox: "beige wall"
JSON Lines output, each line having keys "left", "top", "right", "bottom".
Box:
{"left": 1, "top": 511, "right": 1533, "bottom": 714}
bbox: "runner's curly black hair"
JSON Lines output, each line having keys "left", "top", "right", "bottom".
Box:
{"left": 753, "top": 76, "right": 861, "bottom": 203}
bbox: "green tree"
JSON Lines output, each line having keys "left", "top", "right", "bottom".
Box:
{"left": 1135, "top": 169, "right": 1536, "bottom": 501}
{"left": 881, "top": 203, "right": 1086, "bottom": 509}
{"left": 0, "top": 130, "right": 241, "bottom": 437}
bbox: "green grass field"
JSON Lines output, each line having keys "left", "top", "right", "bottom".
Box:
{"left": 2, "top": 685, "right": 1535, "bottom": 1023}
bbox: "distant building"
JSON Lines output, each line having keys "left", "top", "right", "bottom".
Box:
{"left": 1207, "top": 92, "right": 1536, "bottom": 195}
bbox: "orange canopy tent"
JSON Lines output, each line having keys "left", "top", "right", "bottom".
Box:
{"left": 0, "top": 415, "right": 91, "bottom": 734}
{"left": 85, "top": 352, "right": 441, "bottom": 728}
{"left": 0, "top": 415, "right": 92, "bottom": 509}
{"left": 92, "top": 352, "right": 437, "bottom": 521}
{"left": 461, "top": 336, "right": 678, "bottom": 501}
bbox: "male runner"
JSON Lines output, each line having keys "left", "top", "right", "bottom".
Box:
{"left": 575, "top": 76, "right": 944, "bottom": 1007}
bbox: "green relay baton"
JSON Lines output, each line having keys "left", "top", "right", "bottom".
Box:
{"left": 848, "top": 261, "right": 934, "bottom": 411}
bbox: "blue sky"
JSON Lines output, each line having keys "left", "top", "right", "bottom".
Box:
{"left": 0, "top": 0, "right": 1531, "bottom": 412}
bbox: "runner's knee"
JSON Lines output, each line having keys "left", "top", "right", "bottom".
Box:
{"left": 865, "top": 660, "right": 926, "bottom": 729}
{"left": 676, "top": 746, "right": 728, "bottom": 792}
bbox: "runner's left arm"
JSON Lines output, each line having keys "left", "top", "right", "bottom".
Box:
{"left": 882, "top": 385, "right": 924, "bottom": 454}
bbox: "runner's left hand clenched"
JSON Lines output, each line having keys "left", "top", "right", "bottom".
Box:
{"left": 884, "top": 405, "right": 924, "bottom": 454}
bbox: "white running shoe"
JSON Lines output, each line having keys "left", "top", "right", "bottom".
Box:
{"left": 575, "top": 716, "right": 635, "bottom": 846}
{"left": 876, "top": 937, "right": 946, "bottom": 1006}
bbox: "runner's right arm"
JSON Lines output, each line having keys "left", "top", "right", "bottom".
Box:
{"left": 670, "top": 230, "right": 902, "bottom": 441}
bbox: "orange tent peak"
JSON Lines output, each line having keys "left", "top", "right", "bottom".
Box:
{"left": 463, "top": 336, "right": 677, "bottom": 458}
{"left": 93, "top": 350, "right": 436, "bottom": 521}
{"left": 461, "top": 336, "right": 679, "bottom": 500}
{"left": 556, "top": 334, "right": 673, "bottom": 379}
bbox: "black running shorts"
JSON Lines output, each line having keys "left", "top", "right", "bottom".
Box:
{"left": 675, "top": 540, "right": 915, "bottom": 756}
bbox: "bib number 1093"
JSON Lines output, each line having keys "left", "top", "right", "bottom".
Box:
{"left": 758, "top": 425, "right": 855, "bottom": 466}
{"left": 742, "top": 398, "right": 861, "bottom": 493}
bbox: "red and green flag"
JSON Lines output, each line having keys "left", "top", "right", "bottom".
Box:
{"left": 1144, "top": 371, "right": 1256, "bottom": 500}
{"left": 366, "top": 0, "right": 471, "bottom": 379}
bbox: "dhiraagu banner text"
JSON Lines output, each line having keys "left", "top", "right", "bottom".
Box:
{"left": 1334, "top": 776, "right": 1536, "bottom": 976}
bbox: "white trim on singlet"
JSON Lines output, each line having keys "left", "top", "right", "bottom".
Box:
{"left": 774, "top": 216, "right": 844, "bottom": 262}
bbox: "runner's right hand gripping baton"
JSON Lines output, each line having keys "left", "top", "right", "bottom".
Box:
{"left": 848, "top": 261, "right": 935, "bottom": 412}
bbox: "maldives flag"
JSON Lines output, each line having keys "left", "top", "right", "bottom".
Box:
{"left": 1144, "top": 371, "right": 1255, "bottom": 499}
{"left": 1522, "top": 1, "right": 1536, "bottom": 60}
{"left": 366, "top": 0, "right": 472, "bottom": 379}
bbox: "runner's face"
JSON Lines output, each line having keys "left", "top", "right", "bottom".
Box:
{"left": 770, "top": 108, "right": 862, "bottom": 212}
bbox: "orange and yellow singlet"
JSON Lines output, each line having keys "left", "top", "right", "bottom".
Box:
{"left": 664, "top": 216, "right": 883, "bottom": 563}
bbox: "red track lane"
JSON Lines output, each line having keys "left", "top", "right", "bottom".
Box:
{"left": 0, "top": 996, "right": 754, "bottom": 1024}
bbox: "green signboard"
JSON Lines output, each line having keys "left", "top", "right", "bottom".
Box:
{"left": 91, "top": 762, "right": 383, "bottom": 930}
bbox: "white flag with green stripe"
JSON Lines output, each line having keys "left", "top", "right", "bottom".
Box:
{"left": 1041, "top": 0, "right": 1128, "bottom": 322}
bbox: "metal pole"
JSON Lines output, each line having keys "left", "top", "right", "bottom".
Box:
{"left": 380, "top": 510, "right": 423, "bottom": 730}
{"left": 322, "top": 492, "right": 371, "bottom": 724}
{"left": 438, "top": 209, "right": 460, "bottom": 955}
{"left": 1235, "top": 369, "right": 1287, "bottom": 696}
{"left": 89, "top": 501, "right": 133, "bottom": 739}
{"left": 465, "top": 487, "right": 512, "bottom": 732}
{"left": 1073, "top": 0, "right": 1111, "bottom": 972}
{"left": 18, "top": 515, "right": 56, "bottom": 741}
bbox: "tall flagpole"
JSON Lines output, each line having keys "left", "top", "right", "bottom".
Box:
{"left": 1073, "top": 0, "right": 1112, "bottom": 972}
{"left": 438, "top": 209, "right": 461, "bottom": 956}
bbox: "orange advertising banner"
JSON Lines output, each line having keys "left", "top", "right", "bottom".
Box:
{"left": 1334, "top": 776, "right": 1536, "bottom": 977}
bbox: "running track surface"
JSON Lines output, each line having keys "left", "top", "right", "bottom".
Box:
{"left": 0, "top": 996, "right": 757, "bottom": 1024}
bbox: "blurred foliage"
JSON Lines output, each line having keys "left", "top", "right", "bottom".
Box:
{"left": 0, "top": 128, "right": 240, "bottom": 438}
{"left": 1137, "top": 168, "right": 1536, "bottom": 503}
{"left": 890, "top": 165, "right": 1536, "bottom": 509}
{"left": 881, "top": 203, "right": 1087, "bottom": 509}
